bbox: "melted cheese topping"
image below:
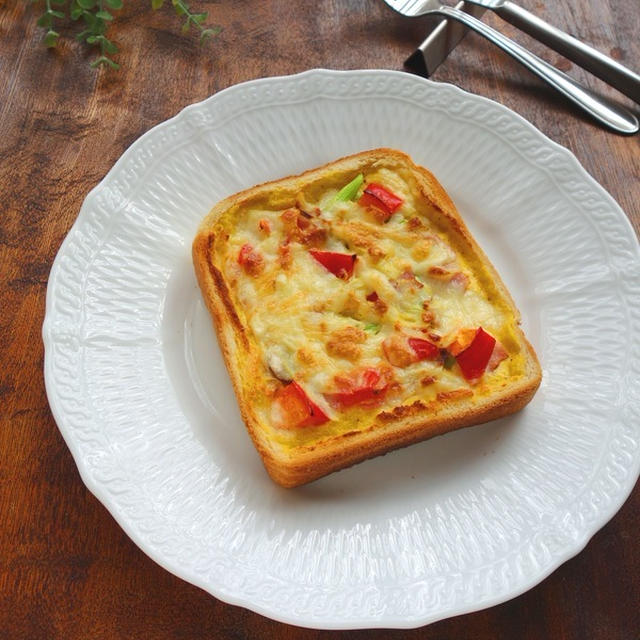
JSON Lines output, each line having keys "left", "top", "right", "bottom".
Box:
{"left": 214, "top": 165, "right": 525, "bottom": 447}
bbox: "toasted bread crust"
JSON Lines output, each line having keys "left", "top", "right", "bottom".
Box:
{"left": 193, "top": 148, "right": 542, "bottom": 488}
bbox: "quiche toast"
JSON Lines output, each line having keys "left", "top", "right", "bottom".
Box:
{"left": 192, "top": 149, "right": 541, "bottom": 488}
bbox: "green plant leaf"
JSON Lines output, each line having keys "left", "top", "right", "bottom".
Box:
{"left": 37, "top": 13, "right": 52, "bottom": 27}
{"left": 105, "top": 0, "right": 123, "bottom": 8}
{"left": 172, "top": 0, "right": 187, "bottom": 17}
{"left": 199, "top": 26, "right": 221, "bottom": 45}
{"left": 90, "top": 55, "right": 120, "bottom": 69}
{"left": 77, "top": 0, "right": 96, "bottom": 8}
{"left": 44, "top": 29, "right": 60, "bottom": 47}
{"left": 99, "top": 36, "right": 119, "bottom": 53}
{"left": 151, "top": 0, "right": 164, "bottom": 8}
{"left": 95, "top": 10, "right": 113, "bottom": 20}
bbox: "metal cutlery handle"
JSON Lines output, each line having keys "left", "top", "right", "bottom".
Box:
{"left": 437, "top": 6, "right": 638, "bottom": 135}
{"left": 493, "top": 1, "right": 640, "bottom": 104}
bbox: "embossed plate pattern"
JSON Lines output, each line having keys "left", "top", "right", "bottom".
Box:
{"left": 43, "top": 69, "right": 640, "bottom": 629}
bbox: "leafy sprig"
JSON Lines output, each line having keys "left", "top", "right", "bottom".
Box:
{"left": 153, "top": 0, "right": 221, "bottom": 46}
{"left": 33, "top": 0, "right": 221, "bottom": 69}
{"left": 36, "top": 0, "right": 66, "bottom": 48}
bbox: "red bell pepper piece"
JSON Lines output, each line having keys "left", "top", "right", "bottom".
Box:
{"left": 455, "top": 327, "right": 496, "bottom": 381}
{"left": 366, "top": 291, "right": 379, "bottom": 302}
{"left": 358, "top": 183, "right": 404, "bottom": 221}
{"left": 325, "top": 367, "right": 389, "bottom": 408}
{"left": 238, "top": 243, "right": 253, "bottom": 265}
{"left": 309, "top": 250, "right": 356, "bottom": 279}
{"left": 407, "top": 337, "right": 440, "bottom": 361}
{"left": 273, "top": 381, "right": 329, "bottom": 428}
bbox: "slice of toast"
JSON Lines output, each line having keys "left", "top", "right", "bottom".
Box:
{"left": 193, "top": 148, "right": 541, "bottom": 488}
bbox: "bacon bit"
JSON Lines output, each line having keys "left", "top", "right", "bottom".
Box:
{"left": 366, "top": 291, "right": 388, "bottom": 315}
{"left": 421, "top": 375, "right": 436, "bottom": 386}
{"left": 427, "top": 332, "right": 441, "bottom": 342}
{"left": 258, "top": 218, "right": 271, "bottom": 234}
{"left": 382, "top": 334, "right": 416, "bottom": 368}
{"left": 281, "top": 207, "right": 298, "bottom": 226}
{"left": 407, "top": 216, "right": 423, "bottom": 230}
{"left": 487, "top": 340, "right": 508, "bottom": 371}
{"left": 421, "top": 310, "right": 435, "bottom": 325}
{"left": 281, "top": 207, "right": 326, "bottom": 247}
{"left": 375, "top": 299, "right": 388, "bottom": 315}
{"left": 392, "top": 268, "right": 423, "bottom": 294}
{"left": 237, "top": 243, "right": 264, "bottom": 276}
{"left": 278, "top": 243, "right": 292, "bottom": 270}
{"left": 427, "top": 265, "right": 470, "bottom": 291}
{"left": 450, "top": 271, "right": 470, "bottom": 291}
{"left": 437, "top": 388, "right": 474, "bottom": 402}
{"left": 421, "top": 300, "right": 435, "bottom": 325}
{"left": 326, "top": 326, "right": 366, "bottom": 361}
{"left": 447, "top": 328, "right": 478, "bottom": 356}
{"left": 427, "top": 266, "right": 452, "bottom": 278}
{"left": 302, "top": 226, "right": 327, "bottom": 247}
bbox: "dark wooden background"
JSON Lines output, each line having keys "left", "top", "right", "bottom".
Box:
{"left": 1, "top": 0, "right": 638, "bottom": 638}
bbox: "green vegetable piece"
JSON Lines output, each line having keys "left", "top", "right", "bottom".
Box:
{"left": 443, "top": 352, "right": 456, "bottom": 369}
{"left": 364, "top": 323, "right": 381, "bottom": 334}
{"left": 333, "top": 173, "right": 364, "bottom": 203}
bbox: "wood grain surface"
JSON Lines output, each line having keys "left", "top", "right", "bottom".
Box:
{"left": 1, "top": 0, "right": 638, "bottom": 638}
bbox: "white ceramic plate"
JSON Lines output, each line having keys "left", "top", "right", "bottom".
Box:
{"left": 43, "top": 69, "right": 640, "bottom": 629}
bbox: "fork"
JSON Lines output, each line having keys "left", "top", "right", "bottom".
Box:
{"left": 463, "top": 0, "right": 640, "bottom": 103}
{"left": 383, "top": 0, "right": 639, "bottom": 135}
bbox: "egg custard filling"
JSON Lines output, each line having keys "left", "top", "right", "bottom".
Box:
{"left": 209, "top": 163, "right": 526, "bottom": 450}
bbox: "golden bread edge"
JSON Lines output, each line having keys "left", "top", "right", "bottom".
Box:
{"left": 193, "top": 148, "right": 542, "bottom": 488}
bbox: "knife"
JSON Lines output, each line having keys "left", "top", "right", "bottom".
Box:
{"left": 405, "top": 1, "right": 486, "bottom": 76}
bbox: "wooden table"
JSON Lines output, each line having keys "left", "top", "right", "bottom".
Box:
{"left": 1, "top": 1, "right": 638, "bottom": 637}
